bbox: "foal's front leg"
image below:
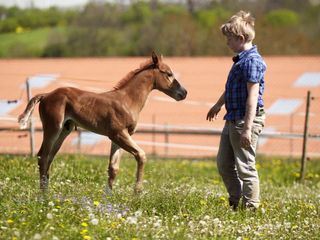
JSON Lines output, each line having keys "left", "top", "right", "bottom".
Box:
{"left": 107, "top": 142, "right": 123, "bottom": 191}
{"left": 112, "top": 130, "right": 147, "bottom": 193}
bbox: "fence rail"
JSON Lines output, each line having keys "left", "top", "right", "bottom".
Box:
{"left": 1, "top": 125, "right": 320, "bottom": 139}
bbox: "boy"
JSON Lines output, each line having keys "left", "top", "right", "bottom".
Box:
{"left": 206, "top": 11, "right": 266, "bottom": 210}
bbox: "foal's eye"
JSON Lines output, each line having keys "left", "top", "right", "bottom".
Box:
{"left": 167, "top": 72, "right": 173, "bottom": 77}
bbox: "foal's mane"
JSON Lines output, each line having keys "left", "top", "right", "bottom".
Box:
{"left": 113, "top": 59, "right": 155, "bottom": 90}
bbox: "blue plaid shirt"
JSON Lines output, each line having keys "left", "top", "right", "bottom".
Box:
{"left": 224, "top": 45, "right": 266, "bottom": 121}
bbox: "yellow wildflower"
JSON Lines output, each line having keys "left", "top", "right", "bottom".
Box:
{"left": 7, "top": 219, "right": 14, "bottom": 224}
{"left": 83, "top": 236, "right": 91, "bottom": 240}
{"left": 212, "top": 180, "right": 219, "bottom": 184}
{"left": 15, "top": 26, "right": 24, "bottom": 34}
{"left": 111, "top": 222, "right": 118, "bottom": 228}
{"left": 93, "top": 201, "right": 100, "bottom": 206}
{"left": 81, "top": 222, "right": 88, "bottom": 227}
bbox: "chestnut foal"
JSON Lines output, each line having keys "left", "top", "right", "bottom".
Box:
{"left": 18, "top": 53, "right": 187, "bottom": 193}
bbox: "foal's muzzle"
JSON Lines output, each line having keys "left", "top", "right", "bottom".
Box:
{"left": 171, "top": 79, "right": 187, "bottom": 101}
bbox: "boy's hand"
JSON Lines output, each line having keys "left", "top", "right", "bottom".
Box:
{"left": 206, "top": 105, "right": 221, "bottom": 121}
{"left": 240, "top": 129, "right": 251, "bottom": 149}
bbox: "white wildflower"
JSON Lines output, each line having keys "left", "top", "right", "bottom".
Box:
{"left": 48, "top": 201, "right": 54, "bottom": 207}
{"left": 127, "top": 216, "right": 138, "bottom": 225}
{"left": 90, "top": 218, "right": 99, "bottom": 225}
{"left": 34, "top": 233, "right": 42, "bottom": 240}
{"left": 153, "top": 220, "right": 162, "bottom": 228}
{"left": 203, "top": 215, "right": 210, "bottom": 220}
{"left": 46, "top": 213, "right": 53, "bottom": 219}
{"left": 213, "top": 218, "right": 220, "bottom": 225}
{"left": 14, "top": 231, "right": 20, "bottom": 237}
{"left": 199, "top": 220, "right": 207, "bottom": 226}
{"left": 134, "top": 210, "right": 142, "bottom": 217}
{"left": 284, "top": 222, "right": 291, "bottom": 229}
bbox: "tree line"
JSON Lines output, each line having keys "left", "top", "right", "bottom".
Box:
{"left": 0, "top": 0, "right": 319, "bottom": 57}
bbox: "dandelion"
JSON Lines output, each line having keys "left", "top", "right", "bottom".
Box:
{"left": 81, "top": 222, "right": 88, "bottom": 227}
{"left": 80, "top": 229, "right": 88, "bottom": 235}
{"left": 46, "top": 213, "right": 53, "bottom": 219}
{"left": 83, "top": 236, "right": 91, "bottom": 240}
{"left": 7, "top": 219, "right": 14, "bottom": 224}
{"left": 219, "top": 196, "right": 226, "bottom": 202}
{"left": 212, "top": 179, "right": 219, "bottom": 184}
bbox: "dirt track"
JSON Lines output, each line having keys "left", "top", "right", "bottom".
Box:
{"left": 0, "top": 57, "right": 319, "bottom": 157}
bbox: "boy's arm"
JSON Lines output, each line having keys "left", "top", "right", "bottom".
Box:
{"left": 206, "top": 91, "right": 225, "bottom": 121}
{"left": 240, "top": 82, "right": 259, "bottom": 148}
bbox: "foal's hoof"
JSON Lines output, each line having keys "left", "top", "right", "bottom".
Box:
{"left": 104, "top": 186, "right": 113, "bottom": 196}
{"left": 134, "top": 185, "right": 143, "bottom": 194}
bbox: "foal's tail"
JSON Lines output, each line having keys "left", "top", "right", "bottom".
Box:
{"left": 18, "top": 94, "right": 46, "bottom": 129}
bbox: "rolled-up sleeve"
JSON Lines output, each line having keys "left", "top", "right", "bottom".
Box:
{"left": 243, "top": 58, "right": 266, "bottom": 83}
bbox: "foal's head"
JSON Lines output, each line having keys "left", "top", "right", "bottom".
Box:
{"left": 151, "top": 52, "right": 187, "bottom": 101}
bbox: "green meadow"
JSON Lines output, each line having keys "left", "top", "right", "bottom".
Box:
{"left": 0, "top": 154, "right": 319, "bottom": 239}
{"left": 0, "top": 27, "right": 65, "bottom": 58}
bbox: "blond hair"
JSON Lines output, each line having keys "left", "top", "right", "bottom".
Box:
{"left": 221, "top": 11, "right": 255, "bottom": 42}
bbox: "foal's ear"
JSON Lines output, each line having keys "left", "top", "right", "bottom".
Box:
{"left": 152, "top": 51, "right": 159, "bottom": 65}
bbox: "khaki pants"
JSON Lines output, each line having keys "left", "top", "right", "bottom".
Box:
{"left": 217, "top": 114, "right": 265, "bottom": 209}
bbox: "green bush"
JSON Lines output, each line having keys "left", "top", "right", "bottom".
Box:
{"left": 265, "top": 9, "right": 300, "bottom": 27}
{"left": 0, "top": 18, "right": 19, "bottom": 33}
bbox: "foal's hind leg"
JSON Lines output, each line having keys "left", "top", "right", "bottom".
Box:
{"left": 111, "top": 130, "right": 147, "bottom": 193}
{"left": 38, "top": 126, "right": 61, "bottom": 190}
{"left": 45, "top": 120, "right": 75, "bottom": 179}
{"left": 107, "top": 142, "right": 123, "bottom": 191}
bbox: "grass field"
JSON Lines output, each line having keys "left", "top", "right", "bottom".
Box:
{"left": 0, "top": 27, "right": 65, "bottom": 58}
{"left": 0, "top": 154, "right": 319, "bottom": 239}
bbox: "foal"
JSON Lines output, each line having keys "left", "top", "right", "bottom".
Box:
{"left": 18, "top": 53, "right": 187, "bottom": 192}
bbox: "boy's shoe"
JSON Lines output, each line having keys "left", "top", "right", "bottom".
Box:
{"left": 242, "top": 202, "right": 258, "bottom": 212}
{"left": 229, "top": 199, "right": 239, "bottom": 211}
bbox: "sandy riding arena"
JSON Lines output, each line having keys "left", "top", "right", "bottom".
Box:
{"left": 0, "top": 57, "right": 319, "bottom": 157}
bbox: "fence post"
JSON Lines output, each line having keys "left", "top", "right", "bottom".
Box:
{"left": 165, "top": 122, "right": 169, "bottom": 156}
{"left": 300, "top": 91, "right": 311, "bottom": 182}
{"left": 152, "top": 114, "right": 156, "bottom": 156}
{"left": 77, "top": 130, "right": 82, "bottom": 154}
{"left": 26, "top": 79, "right": 35, "bottom": 157}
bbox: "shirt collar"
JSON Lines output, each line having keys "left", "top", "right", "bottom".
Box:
{"left": 233, "top": 45, "right": 257, "bottom": 63}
